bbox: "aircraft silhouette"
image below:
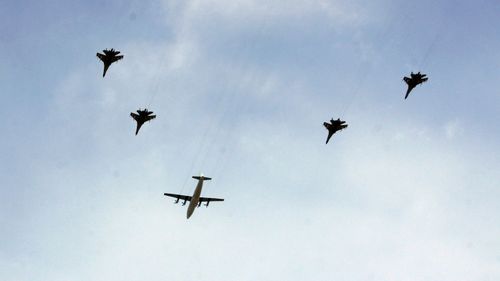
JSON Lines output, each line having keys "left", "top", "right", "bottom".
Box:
{"left": 130, "top": 108, "right": 156, "bottom": 135}
{"left": 164, "top": 175, "right": 224, "bottom": 219}
{"left": 403, "top": 72, "right": 428, "bottom": 99}
{"left": 96, "top": 48, "right": 123, "bottom": 77}
{"left": 323, "top": 118, "right": 348, "bottom": 144}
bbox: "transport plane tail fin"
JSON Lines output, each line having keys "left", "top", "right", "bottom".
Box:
{"left": 192, "top": 175, "right": 212, "bottom": 181}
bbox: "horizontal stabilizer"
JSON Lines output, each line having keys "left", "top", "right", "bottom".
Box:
{"left": 192, "top": 176, "right": 212, "bottom": 181}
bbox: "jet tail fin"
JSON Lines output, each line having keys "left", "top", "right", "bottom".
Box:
{"left": 192, "top": 176, "right": 212, "bottom": 181}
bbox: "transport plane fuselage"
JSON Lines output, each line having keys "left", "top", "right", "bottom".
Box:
{"left": 186, "top": 176, "right": 209, "bottom": 219}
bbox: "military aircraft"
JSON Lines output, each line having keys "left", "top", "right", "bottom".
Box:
{"left": 164, "top": 175, "right": 224, "bottom": 219}
{"left": 96, "top": 48, "right": 123, "bottom": 77}
{"left": 130, "top": 108, "right": 156, "bottom": 135}
{"left": 403, "top": 72, "right": 428, "bottom": 99}
{"left": 323, "top": 118, "right": 348, "bottom": 144}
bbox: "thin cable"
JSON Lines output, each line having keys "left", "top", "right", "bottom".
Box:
{"left": 196, "top": 14, "right": 273, "bottom": 186}
{"left": 209, "top": 22, "right": 283, "bottom": 184}
{"left": 146, "top": 46, "right": 171, "bottom": 109}
{"left": 176, "top": 43, "right": 244, "bottom": 194}
{"left": 338, "top": 1, "right": 414, "bottom": 117}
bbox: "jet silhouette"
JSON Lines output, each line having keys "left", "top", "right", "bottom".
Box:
{"left": 96, "top": 48, "right": 123, "bottom": 77}
{"left": 323, "top": 118, "right": 348, "bottom": 144}
{"left": 130, "top": 108, "right": 156, "bottom": 135}
{"left": 403, "top": 72, "right": 428, "bottom": 99}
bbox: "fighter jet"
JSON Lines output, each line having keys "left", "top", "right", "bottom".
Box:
{"left": 130, "top": 108, "right": 156, "bottom": 135}
{"left": 403, "top": 72, "right": 428, "bottom": 99}
{"left": 164, "top": 175, "right": 224, "bottom": 219}
{"left": 96, "top": 48, "right": 123, "bottom": 77}
{"left": 323, "top": 118, "right": 348, "bottom": 144}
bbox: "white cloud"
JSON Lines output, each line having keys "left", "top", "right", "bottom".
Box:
{"left": 168, "top": 0, "right": 366, "bottom": 26}
{"left": 444, "top": 119, "right": 464, "bottom": 139}
{"left": 36, "top": 23, "right": 500, "bottom": 278}
{"left": 2, "top": 1, "right": 500, "bottom": 281}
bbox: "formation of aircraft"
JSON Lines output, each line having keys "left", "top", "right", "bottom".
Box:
{"left": 130, "top": 108, "right": 156, "bottom": 135}
{"left": 323, "top": 118, "right": 348, "bottom": 144}
{"left": 96, "top": 48, "right": 123, "bottom": 77}
{"left": 403, "top": 72, "right": 428, "bottom": 99}
{"left": 164, "top": 175, "right": 224, "bottom": 219}
{"left": 96, "top": 47, "right": 430, "bottom": 218}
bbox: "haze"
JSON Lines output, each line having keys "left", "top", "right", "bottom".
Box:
{"left": 1, "top": 0, "right": 499, "bottom": 280}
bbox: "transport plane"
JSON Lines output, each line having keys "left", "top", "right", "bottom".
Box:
{"left": 164, "top": 175, "right": 224, "bottom": 219}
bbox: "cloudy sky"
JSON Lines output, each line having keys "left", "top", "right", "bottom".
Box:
{"left": 1, "top": 0, "right": 499, "bottom": 280}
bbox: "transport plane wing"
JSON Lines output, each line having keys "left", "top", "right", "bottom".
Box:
{"left": 198, "top": 197, "right": 224, "bottom": 206}
{"left": 199, "top": 197, "right": 224, "bottom": 202}
{"left": 163, "top": 193, "right": 224, "bottom": 207}
{"left": 164, "top": 193, "right": 192, "bottom": 205}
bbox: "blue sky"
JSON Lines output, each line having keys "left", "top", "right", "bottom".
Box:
{"left": 1, "top": 0, "right": 499, "bottom": 280}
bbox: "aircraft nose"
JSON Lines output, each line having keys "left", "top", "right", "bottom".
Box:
{"left": 187, "top": 208, "right": 194, "bottom": 219}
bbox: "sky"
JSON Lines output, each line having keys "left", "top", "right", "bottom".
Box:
{"left": 1, "top": 0, "right": 499, "bottom": 280}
